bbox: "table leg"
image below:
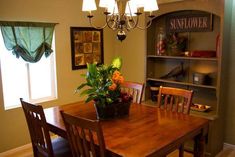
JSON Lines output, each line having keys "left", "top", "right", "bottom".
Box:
{"left": 194, "top": 133, "right": 205, "bottom": 157}
{"left": 193, "top": 126, "right": 208, "bottom": 157}
{"left": 179, "top": 144, "right": 184, "bottom": 157}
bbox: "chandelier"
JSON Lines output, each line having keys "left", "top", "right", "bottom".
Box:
{"left": 82, "top": 0, "right": 159, "bottom": 41}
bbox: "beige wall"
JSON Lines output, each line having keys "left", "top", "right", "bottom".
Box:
{"left": 0, "top": 0, "right": 116, "bottom": 152}
{"left": 114, "top": 28, "right": 146, "bottom": 83}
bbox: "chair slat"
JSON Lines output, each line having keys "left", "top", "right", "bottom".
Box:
{"left": 89, "top": 130, "right": 97, "bottom": 157}
{"left": 61, "top": 111, "right": 106, "bottom": 157}
{"left": 121, "top": 81, "right": 144, "bottom": 104}
{"left": 170, "top": 95, "right": 174, "bottom": 110}
{"left": 157, "top": 86, "right": 193, "bottom": 114}
{"left": 175, "top": 96, "right": 179, "bottom": 112}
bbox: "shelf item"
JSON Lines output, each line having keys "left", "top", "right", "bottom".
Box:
{"left": 150, "top": 86, "right": 159, "bottom": 101}
{"left": 142, "top": 100, "right": 217, "bottom": 120}
{"left": 192, "top": 72, "right": 212, "bottom": 85}
{"left": 190, "top": 104, "right": 211, "bottom": 112}
{"left": 156, "top": 27, "right": 167, "bottom": 55}
{"left": 190, "top": 50, "right": 216, "bottom": 58}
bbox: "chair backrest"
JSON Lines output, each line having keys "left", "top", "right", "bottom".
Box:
{"left": 121, "top": 81, "right": 144, "bottom": 104}
{"left": 60, "top": 111, "right": 106, "bottom": 157}
{"left": 157, "top": 86, "right": 193, "bottom": 114}
{"left": 20, "top": 98, "right": 54, "bottom": 157}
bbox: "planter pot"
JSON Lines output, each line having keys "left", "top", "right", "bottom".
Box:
{"left": 94, "top": 101, "right": 131, "bottom": 120}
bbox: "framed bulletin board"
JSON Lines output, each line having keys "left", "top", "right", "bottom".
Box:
{"left": 70, "top": 27, "right": 104, "bottom": 70}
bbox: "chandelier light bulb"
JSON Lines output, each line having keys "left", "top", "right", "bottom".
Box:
{"left": 144, "top": 0, "right": 159, "bottom": 12}
{"left": 107, "top": 1, "right": 119, "bottom": 15}
{"left": 125, "top": 1, "right": 138, "bottom": 16}
{"left": 82, "top": 0, "right": 97, "bottom": 11}
{"left": 99, "top": 0, "right": 114, "bottom": 8}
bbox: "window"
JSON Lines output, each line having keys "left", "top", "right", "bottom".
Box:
{"left": 0, "top": 33, "right": 57, "bottom": 110}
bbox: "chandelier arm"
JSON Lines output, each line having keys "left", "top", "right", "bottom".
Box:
{"left": 125, "top": 26, "right": 131, "bottom": 32}
{"left": 106, "top": 15, "right": 118, "bottom": 30}
{"left": 88, "top": 18, "right": 108, "bottom": 29}
{"left": 106, "top": 20, "right": 118, "bottom": 30}
{"left": 122, "top": 17, "right": 131, "bottom": 31}
{"left": 126, "top": 15, "right": 139, "bottom": 29}
{"left": 136, "top": 17, "right": 154, "bottom": 30}
{"left": 107, "top": 22, "right": 118, "bottom": 30}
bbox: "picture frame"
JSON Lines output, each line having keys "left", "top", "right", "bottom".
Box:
{"left": 70, "top": 27, "right": 104, "bottom": 70}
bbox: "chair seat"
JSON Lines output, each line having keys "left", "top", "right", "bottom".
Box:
{"left": 52, "top": 137, "right": 72, "bottom": 157}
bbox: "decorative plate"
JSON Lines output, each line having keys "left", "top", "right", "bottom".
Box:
{"left": 190, "top": 104, "right": 211, "bottom": 112}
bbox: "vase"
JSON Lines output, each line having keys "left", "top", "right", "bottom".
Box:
{"left": 94, "top": 101, "right": 131, "bottom": 120}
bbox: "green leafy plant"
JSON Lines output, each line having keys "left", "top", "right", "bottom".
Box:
{"left": 76, "top": 57, "right": 132, "bottom": 107}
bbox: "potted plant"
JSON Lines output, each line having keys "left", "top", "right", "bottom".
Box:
{"left": 76, "top": 57, "right": 133, "bottom": 119}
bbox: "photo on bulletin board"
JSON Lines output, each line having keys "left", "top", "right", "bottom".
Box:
{"left": 70, "top": 27, "right": 104, "bottom": 70}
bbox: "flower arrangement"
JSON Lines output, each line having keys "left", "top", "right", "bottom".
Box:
{"left": 76, "top": 57, "right": 133, "bottom": 108}
{"left": 166, "top": 33, "right": 187, "bottom": 55}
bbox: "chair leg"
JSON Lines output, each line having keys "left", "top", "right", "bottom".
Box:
{"left": 179, "top": 144, "right": 184, "bottom": 157}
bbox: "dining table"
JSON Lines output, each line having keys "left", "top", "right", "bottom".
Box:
{"left": 44, "top": 101, "right": 209, "bottom": 157}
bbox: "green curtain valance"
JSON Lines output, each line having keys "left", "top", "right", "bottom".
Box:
{"left": 0, "top": 21, "right": 57, "bottom": 27}
{"left": 0, "top": 21, "right": 57, "bottom": 63}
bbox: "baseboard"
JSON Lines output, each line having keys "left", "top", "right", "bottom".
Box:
{"left": 224, "top": 143, "right": 235, "bottom": 149}
{"left": 0, "top": 135, "right": 58, "bottom": 157}
{"left": 0, "top": 143, "right": 32, "bottom": 157}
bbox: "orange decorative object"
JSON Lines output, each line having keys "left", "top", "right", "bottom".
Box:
{"left": 112, "top": 70, "right": 124, "bottom": 84}
{"left": 190, "top": 50, "right": 216, "bottom": 57}
{"left": 109, "top": 83, "right": 117, "bottom": 91}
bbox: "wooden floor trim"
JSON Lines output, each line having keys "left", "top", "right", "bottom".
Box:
{"left": 0, "top": 143, "right": 31, "bottom": 157}
{"left": 224, "top": 143, "right": 235, "bottom": 149}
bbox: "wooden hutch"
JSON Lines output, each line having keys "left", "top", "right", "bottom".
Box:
{"left": 144, "top": 1, "right": 224, "bottom": 156}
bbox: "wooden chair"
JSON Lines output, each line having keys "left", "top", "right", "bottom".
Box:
{"left": 157, "top": 86, "right": 193, "bottom": 157}
{"left": 157, "top": 86, "right": 193, "bottom": 114}
{"left": 121, "top": 81, "right": 144, "bottom": 104}
{"left": 20, "top": 98, "right": 71, "bottom": 157}
{"left": 60, "top": 111, "right": 106, "bottom": 157}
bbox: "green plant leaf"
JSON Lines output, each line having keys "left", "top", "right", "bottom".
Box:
{"left": 76, "top": 83, "right": 88, "bottom": 93}
{"left": 87, "top": 63, "right": 97, "bottom": 77}
{"left": 80, "top": 88, "right": 96, "bottom": 97}
{"left": 106, "top": 98, "right": 113, "bottom": 104}
{"left": 80, "top": 73, "right": 86, "bottom": 77}
{"left": 111, "top": 57, "right": 122, "bottom": 70}
{"left": 79, "top": 89, "right": 89, "bottom": 96}
{"left": 85, "top": 95, "right": 96, "bottom": 103}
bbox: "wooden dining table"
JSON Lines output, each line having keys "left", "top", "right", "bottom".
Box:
{"left": 44, "top": 101, "right": 209, "bottom": 157}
